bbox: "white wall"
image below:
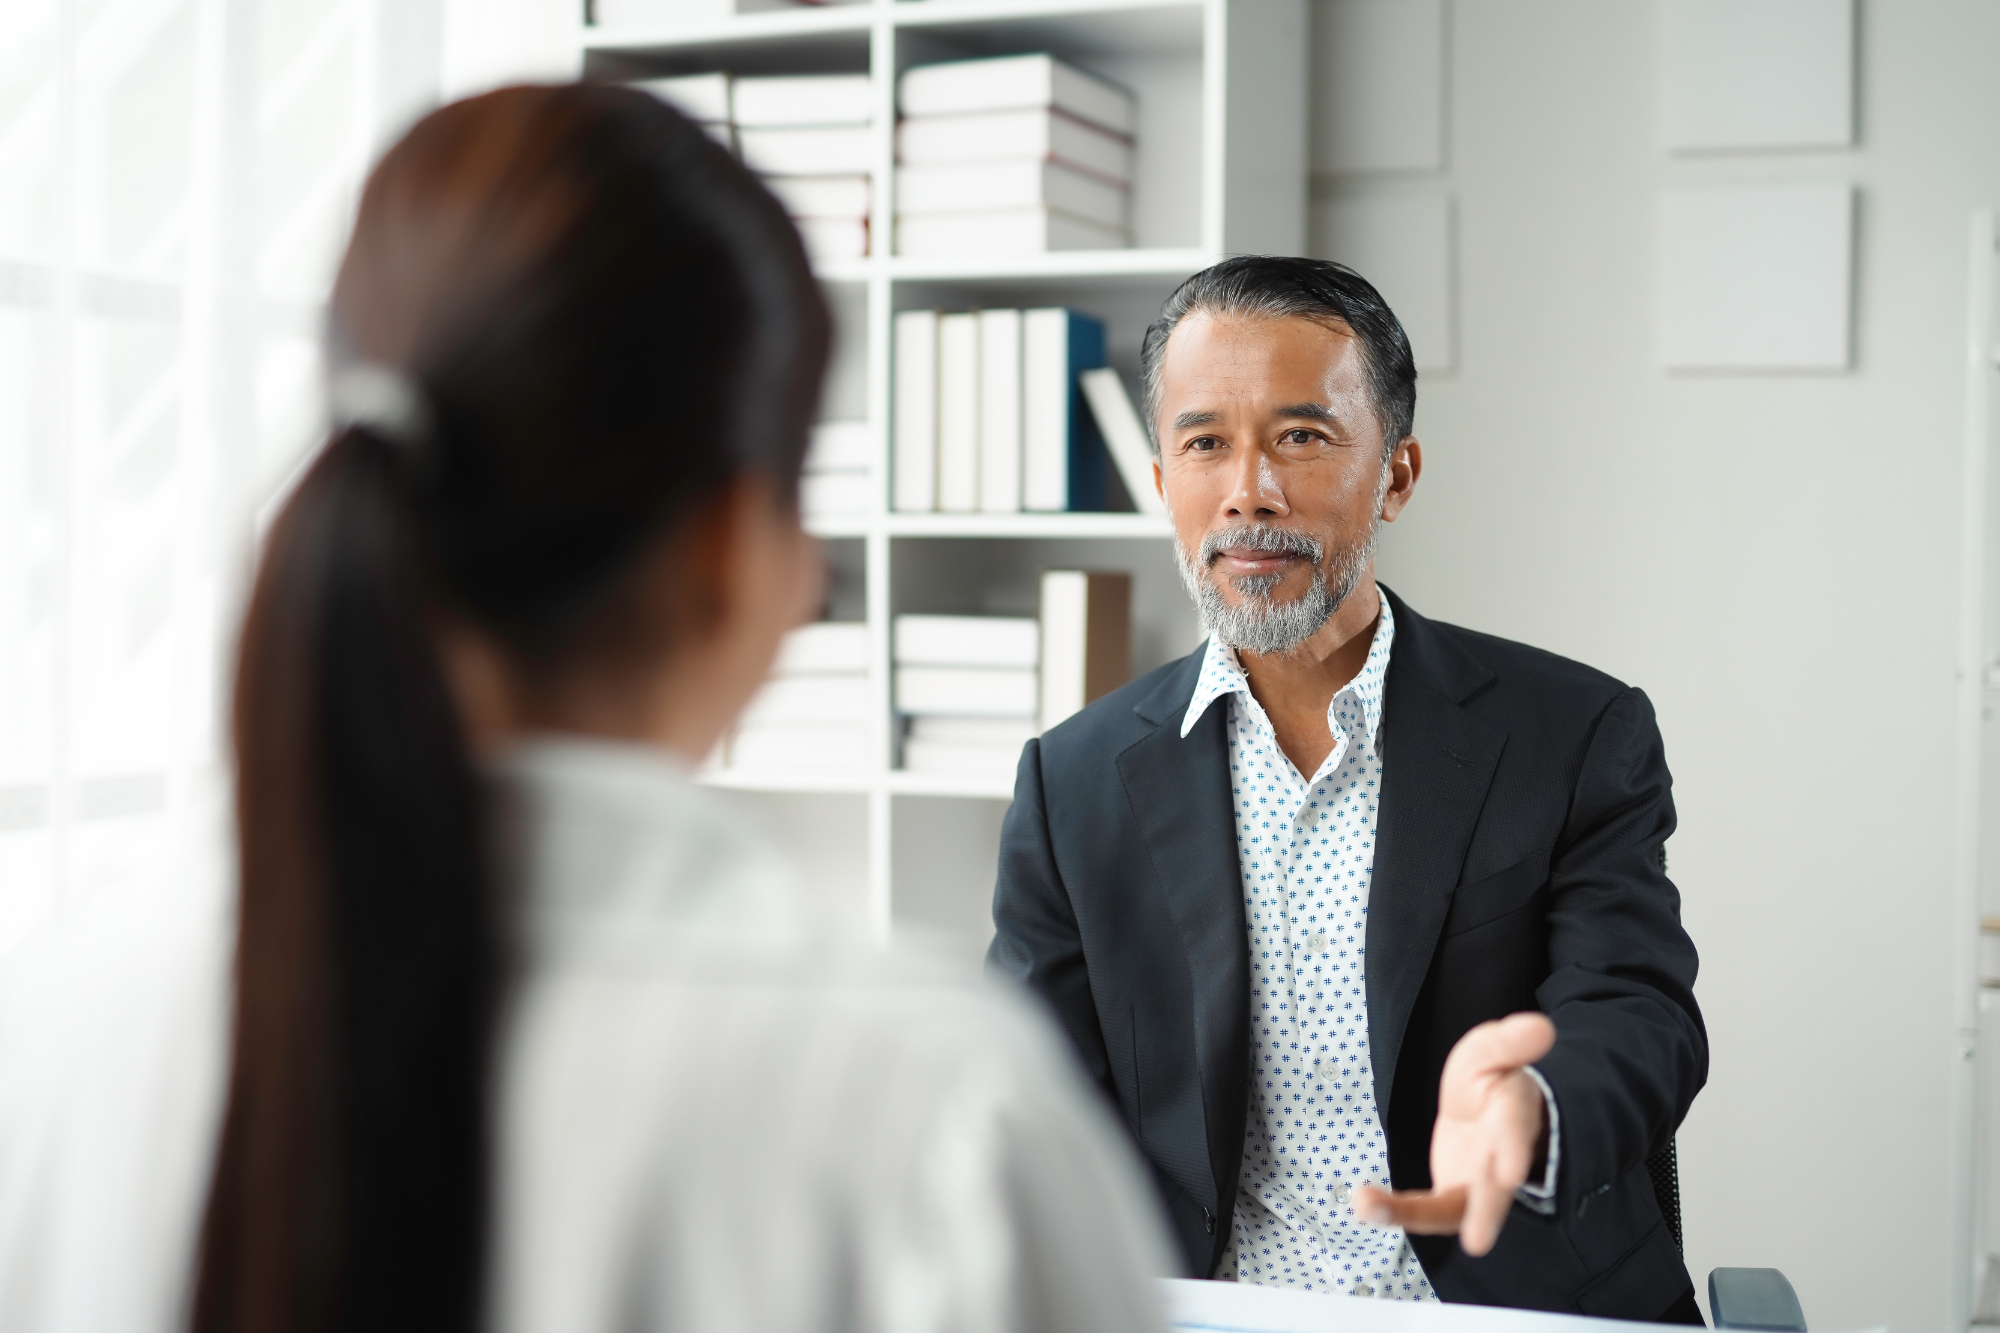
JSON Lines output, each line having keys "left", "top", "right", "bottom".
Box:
{"left": 1347, "top": 3, "right": 2000, "bottom": 1329}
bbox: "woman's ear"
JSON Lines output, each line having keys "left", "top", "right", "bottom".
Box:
{"left": 433, "top": 616, "right": 522, "bottom": 753}
{"left": 714, "top": 474, "right": 822, "bottom": 653}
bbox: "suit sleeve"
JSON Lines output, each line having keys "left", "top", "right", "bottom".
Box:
{"left": 1532, "top": 686, "right": 1706, "bottom": 1213}
{"left": 986, "top": 738, "right": 1116, "bottom": 1105}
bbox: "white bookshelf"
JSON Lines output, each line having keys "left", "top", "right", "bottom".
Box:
{"left": 576, "top": 0, "right": 1306, "bottom": 947}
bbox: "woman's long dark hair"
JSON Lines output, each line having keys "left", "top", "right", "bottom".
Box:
{"left": 192, "top": 84, "right": 828, "bottom": 1333}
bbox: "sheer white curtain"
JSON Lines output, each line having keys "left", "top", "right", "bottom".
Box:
{"left": 0, "top": 0, "right": 444, "bottom": 958}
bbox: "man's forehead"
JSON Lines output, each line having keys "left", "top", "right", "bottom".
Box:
{"left": 1158, "top": 310, "right": 1367, "bottom": 405}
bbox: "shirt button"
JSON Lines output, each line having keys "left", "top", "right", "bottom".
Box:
{"left": 1309, "top": 932, "right": 1328, "bottom": 953}
{"left": 1334, "top": 1182, "right": 1351, "bottom": 1204}
{"left": 1352, "top": 1282, "right": 1373, "bottom": 1297}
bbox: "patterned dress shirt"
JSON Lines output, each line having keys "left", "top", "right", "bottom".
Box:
{"left": 1180, "top": 595, "right": 1560, "bottom": 1301}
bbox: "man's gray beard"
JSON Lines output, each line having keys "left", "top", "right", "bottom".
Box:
{"left": 1175, "top": 519, "right": 1377, "bottom": 656}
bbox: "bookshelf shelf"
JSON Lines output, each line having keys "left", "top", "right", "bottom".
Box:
{"left": 889, "top": 0, "right": 1199, "bottom": 27}
{"left": 884, "top": 769, "right": 1015, "bottom": 799}
{"left": 884, "top": 510, "right": 1168, "bottom": 538}
{"left": 882, "top": 246, "right": 1213, "bottom": 284}
{"left": 579, "top": 6, "right": 873, "bottom": 53}
{"left": 699, "top": 767, "right": 1015, "bottom": 800}
{"left": 702, "top": 767, "right": 877, "bottom": 795}
{"left": 579, "top": 0, "right": 1305, "bottom": 946}
{"left": 808, "top": 511, "right": 1170, "bottom": 540}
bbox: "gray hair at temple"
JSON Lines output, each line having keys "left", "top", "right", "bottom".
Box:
{"left": 1138, "top": 255, "right": 1419, "bottom": 458}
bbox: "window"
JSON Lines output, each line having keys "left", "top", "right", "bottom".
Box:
{"left": 0, "top": 0, "right": 440, "bottom": 956}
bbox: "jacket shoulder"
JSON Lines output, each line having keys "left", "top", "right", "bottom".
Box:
{"left": 1418, "top": 614, "right": 1641, "bottom": 736}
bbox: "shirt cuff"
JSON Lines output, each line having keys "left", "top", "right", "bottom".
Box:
{"left": 1513, "top": 1065, "right": 1560, "bottom": 1216}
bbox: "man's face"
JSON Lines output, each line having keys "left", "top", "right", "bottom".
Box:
{"left": 1152, "top": 310, "right": 1418, "bottom": 654}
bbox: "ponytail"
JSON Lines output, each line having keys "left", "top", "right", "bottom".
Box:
{"left": 193, "top": 81, "right": 828, "bottom": 1333}
{"left": 194, "top": 427, "right": 492, "bottom": 1333}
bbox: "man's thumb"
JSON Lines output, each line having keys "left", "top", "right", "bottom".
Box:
{"left": 1443, "top": 1012, "right": 1556, "bottom": 1088}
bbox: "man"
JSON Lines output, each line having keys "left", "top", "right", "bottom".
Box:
{"left": 989, "top": 257, "right": 1705, "bottom": 1320}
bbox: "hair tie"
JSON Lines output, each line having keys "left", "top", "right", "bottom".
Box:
{"left": 329, "top": 362, "right": 434, "bottom": 450}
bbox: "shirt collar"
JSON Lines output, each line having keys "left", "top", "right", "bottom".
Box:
{"left": 1180, "top": 590, "right": 1397, "bottom": 740}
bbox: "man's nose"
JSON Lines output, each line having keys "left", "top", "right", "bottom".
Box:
{"left": 1224, "top": 447, "right": 1289, "bottom": 520}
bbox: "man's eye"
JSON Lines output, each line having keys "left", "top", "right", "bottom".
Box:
{"left": 1283, "top": 429, "right": 1319, "bottom": 446}
{"left": 1186, "top": 436, "right": 1221, "bottom": 452}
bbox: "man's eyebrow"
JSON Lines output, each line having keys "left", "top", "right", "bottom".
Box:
{"left": 1172, "top": 409, "right": 1221, "bottom": 429}
{"left": 1274, "top": 402, "right": 1339, "bottom": 422}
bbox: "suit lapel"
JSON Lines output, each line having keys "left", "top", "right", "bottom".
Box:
{"left": 1367, "top": 591, "right": 1505, "bottom": 1118}
{"left": 1117, "top": 649, "right": 1248, "bottom": 1213}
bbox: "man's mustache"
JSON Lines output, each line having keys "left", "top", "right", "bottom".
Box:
{"left": 1197, "top": 523, "right": 1325, "bottom": 568}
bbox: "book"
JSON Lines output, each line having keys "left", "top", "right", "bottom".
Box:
{"left": 897, "top": 160, "right": 1128, "bottom": 231}
{"left": 792, "top": 215, "right": 868, "bottom": 264}
{"left": 741, "top": 673, "right": 871, "bottom": 727}
{"left": 1079, "top": 368, "right": 1167, "bottom": 516}
{"left": 977, "top": 308, "right": 1023, "bottom": 513}
{"left": 895, "top": 665, "right": 1039, "bottom": 718}
{"left": 764, "top": 174, "right": 870, "bottom": 219}
{"left": 899, "top": 53, "right": 1135, "bottom": 137}
{"left": 1022, "top": 308, "right": 1108, "bottom": 512}
{"left": 1039, "top": 570, "right": 1131, "bottom": 732}
{"left": 631, "top": 72, "right": 731, "bottom": 123}
{"left": 897, "top": 108, "right": 1134, "bottom": 185}
{"left": 935, "top": 312, "right": 980, "bottom": 512}
{"left": 901, "top": 700, "right": 1039, "bottom": 778}
{"left": 907, "top": 715, "right": 1039, "bottom": 748}
{"left": 892, "top": 310, "right": 938, "bottom": 511}
{"left": 894, "top": 615, "right": 1039, "bottom": 668}
{"left": 800, "top": 470, "right": 871, "bottom": 516}
{"left": 807, "top": 420, "right": 872, "bottom": 472}
{"left": 895, "top": 208, "right": 1130, "bottom": 257}
{"left": 732, "top": 73, "right": 872, "bottom": 127}
{"left": 730, "top": 722, "right": 871, "bottom": 772}
{"left": 737, "top": 126, "right": 873, "bottom": 176}
{"left": 775, "top": 621, "right": 870, "bottom": 674}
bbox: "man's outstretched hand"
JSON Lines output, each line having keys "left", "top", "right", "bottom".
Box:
{"left": 1350, "top": 1012, "right": 1556, "bottom": 1257}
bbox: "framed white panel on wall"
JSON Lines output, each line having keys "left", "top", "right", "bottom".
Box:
{"left": 1310, "top": 0, "right": 1445, "bottom": 174}
{"left": 1311, "top": 192, "right": 1452, "bottom": 372}
{"left": 1659, "top": 182, "right": 1853, "bottom": 371}
{"left": 1664, "top": 0, "right": 1854, "bottom": 152}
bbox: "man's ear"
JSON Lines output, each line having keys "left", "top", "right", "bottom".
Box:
{"left": 1153, "top": 456, "right": 1167, "bottom": 509}
{"left": 1380, "top": 437, "right": 1422, "bottom": 522}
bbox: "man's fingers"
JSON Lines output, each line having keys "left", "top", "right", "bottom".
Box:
{"left": 1438, "top": 1013, "right": 1555, "bottom": 1119}
{"left": 1443, "top": 1012, "right": 1556, "bottom": 1083}
{"left": 1349, "top": 1184, "right": 1468, "bottom": 1235}
{"left": 1456, "top": 1178, "right": 1512, "bottom": 1258}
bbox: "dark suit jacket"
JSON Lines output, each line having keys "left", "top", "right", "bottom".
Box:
{"left": 988, "top": 586, "right": 1705, "bottom": 1319}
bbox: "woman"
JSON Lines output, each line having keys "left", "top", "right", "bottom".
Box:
{"left": 0, "top": 85, "right": 1169, "bottom": 1332}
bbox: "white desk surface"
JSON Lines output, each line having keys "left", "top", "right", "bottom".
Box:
{"left": 1162, "top": 1278, "right": 1867, "bottom": 1333}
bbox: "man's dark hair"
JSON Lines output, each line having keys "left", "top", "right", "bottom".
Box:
{"left": 1139, "top": 255, "right": 1417, "bottom": 457}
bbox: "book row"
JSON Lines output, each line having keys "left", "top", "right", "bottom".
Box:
{"left": 892, "top": 308, "right": 1161, "bottom": 515}
{"left": 726, "top": 570, "right": 1131, "bottom": 779}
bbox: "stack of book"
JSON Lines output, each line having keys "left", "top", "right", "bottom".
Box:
{"left": 894, "top": 306, "right": 1113, "bottom": 513}
{"left": 801, "top": 420, "right": 872, "bottom": 519}
{"left": 631, "top": 71, "right": 873, "bottom": 265}
{"left": 895, "top": 53, "right": 1136, "bottom": 256}
{"left": 731, "top": 621, "right": 871, "bottom": 772}
{"left": 631, "top": 71, "right": 735, "bottom": 151}
{"left": 894, "top": 570, "right": 1132, "bottom": 779}
{"left": 734, "top": 73, "right": 874, "bottom": 265}
{"left": 895, "top": 614, "right": 1041, "bottom": 780}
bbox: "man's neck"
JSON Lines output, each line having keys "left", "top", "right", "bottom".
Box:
{"left": 1236, "top": 575, "right": 1383, "bottom": 777}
